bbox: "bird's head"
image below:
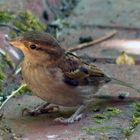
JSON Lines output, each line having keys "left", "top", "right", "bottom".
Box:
{"left": 9, "top": 31, "right": 65, "bottom": 65}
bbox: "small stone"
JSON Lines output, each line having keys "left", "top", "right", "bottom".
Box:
{"left": 118, "top": 92, "right": 130, "bottom": 100}
{"left": 79, "top": 36, "right": 93, "bottom": 43}
{"left": 43, "top": 11, "right": 49, "bottom": 21}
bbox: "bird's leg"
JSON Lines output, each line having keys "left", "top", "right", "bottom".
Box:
{"left": 54, "top": 105, "right": 85, "bottom": 124}
{"left": 22, "top": 103, "right": 59, "bottom": 116}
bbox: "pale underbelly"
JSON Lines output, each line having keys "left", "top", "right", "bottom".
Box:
{"left": 22, "top": 65, "right": 97, "bottom": 107}
{"left": 27, "top": 80, "right": 88, "bottom": 107}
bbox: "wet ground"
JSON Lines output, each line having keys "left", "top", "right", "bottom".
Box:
{"left": 0, "top": 0, "right": 140, "bottom": 140}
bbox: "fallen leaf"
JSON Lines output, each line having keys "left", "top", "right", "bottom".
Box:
{"left": 116, "top": 52, "right": 135, "bottom": 65}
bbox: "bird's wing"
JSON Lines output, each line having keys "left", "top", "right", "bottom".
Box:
{"left": 58, "top": 52, "right": 110, "bottom": 86}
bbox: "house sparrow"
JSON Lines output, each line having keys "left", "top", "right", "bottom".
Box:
{"left": 9, "top": 31, "right": 139, "bottom": 123}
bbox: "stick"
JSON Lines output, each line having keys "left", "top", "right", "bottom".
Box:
{"left": 0, "top": 84, "right": 27, "bottom": 112}
{"left": 68, "top": 30, "right": 117, "bottom": 52}
{"left": 0, "top": 23, "right": 21, "bottom": 32}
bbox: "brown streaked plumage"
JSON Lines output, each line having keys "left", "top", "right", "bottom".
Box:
{"left": 9, "top": 31, "right": 112, "bottom": 123}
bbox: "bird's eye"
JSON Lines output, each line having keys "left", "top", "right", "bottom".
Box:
{"left": 30, "top": 44, "right": 37, "bottom": 49}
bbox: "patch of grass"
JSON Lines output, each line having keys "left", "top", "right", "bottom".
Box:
{"left": 94, "top": 114, "right": 107, "bottom": 123}
{"left": 13, "top": 10, "right": 46, "bottom": 32}
{"left": 122, "top": 128, "right": 133, "bottom": 138}
{"left": 93, "top": 107, "right": 122, "bottom": 124}
{"left": 0, "top": 53, "right": 14, "bottom": 79}
{"left": 83, "top": 126, "right": 113, "bottom": 134}
{"left": 135, "top": 103, "right": 140, "bottom": 108}
{"left": 131, "top": 114, "right": 140, "bottom": 128}
{"left": 17, "top": 85, "right": 31, "bottom": 95}
{"left": 0, "top": 69, "right": 5, "bottom": 81}
{"left": 0, "top": 11, "right": 15, "bottom": 23}
{"left": 130, "top": 103, "right": 140, "bottom": 128}
{"left": 0, "top": 10, "right": 46, "bottom": 38}
{"left": 122, "top": 103, "right": 140, "bottom": 138}
{"left": 94, "top": 114, "right": 106, "bottom": 119}
{"left": 106, "top": 107, "right": 122, "bottom": 116}
{"left": 0, "top": 51, "right": 18, "bottom": 98}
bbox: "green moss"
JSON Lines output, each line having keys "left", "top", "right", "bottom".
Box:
{"left": 83, "top": 126, "right": 113, "bottom": 134}
{"left": 131, "top": 115, "right": 140, "bottom": 128}
{"left": 0, "top": 70, "right": 5, "bottom": 81}
{"left": 0, "top": 11, "right": 15, "bottom": 23}
{"left": 2, "top": 54, "right": 15, "bottom": 69}
{"left": 94, "top": 114, "right": 106, "bottom": 123}
{"left": 122, "top": 128, "right": 133, "bottom": 138}
{"left": 94, "top": 114, "right": 107, "bottom": 119}
{"left": 129, "top": 103, "right": 140, "bottom": 128}
{"left": 122, "top": 103, "right": 140, "bottom": 139}
{"left": 13, "top": 10, "right": 46, "bottom": 32}
{"left": 0, "top": 54, "right": 11, "bottom": 79}
{"left": 17, "top": 85, "right": 31, "bottom": 95}
{"left": 9, "top": 32, "right": 17, "bottom": 38}
{"left": 14, "top": 21, "right": 27, "bottom": 31}
{"left": 93, "top": 107, "right": 122, "bottom": 124}
{"left": 106, "top": 107, "right": 122, "bottom": 117}
{"left": 135, "top": 103, "right": 140, "bottom": 111}
{"left": 130, "top": 103, "right": 140, "bottom": 128}
{"left": 0, "top": 52, "right": 15, "bottom": 95}
{"left": 0, "top": 10, "right": 46, "bottom": 38}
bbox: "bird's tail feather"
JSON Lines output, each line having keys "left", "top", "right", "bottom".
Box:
{"left": 109, "top": 77, "right": 140, "bottom": 93}
{"left": 92, "top": 77, "right": 140, "bottom": 101}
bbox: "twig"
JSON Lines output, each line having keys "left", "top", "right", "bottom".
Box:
{"left": 0, "top": 84, "right": 27, "bottom": 112}
{"left": 78, "top": 24, "right": 140, "bottom": 31}
{"left": 0, "top": 23, "right": 21, "bottom": 32}
{"left": 68, "top": 30, "right": 117, "bottom": 52}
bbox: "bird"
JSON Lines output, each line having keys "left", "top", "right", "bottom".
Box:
{"left": 9, "top": 31, "right": 140, "bottom": 123}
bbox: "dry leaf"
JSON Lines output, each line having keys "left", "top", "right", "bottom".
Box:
{"left": 116, "top": 52, "right": 135, "bottom": 65}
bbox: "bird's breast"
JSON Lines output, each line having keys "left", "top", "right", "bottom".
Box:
{"left": 21, "top": 61, "right": 89, "bottom": 107}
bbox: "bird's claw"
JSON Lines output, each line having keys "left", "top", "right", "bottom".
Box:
{"left": 45, "top": 105, "right": 59, "bottom": 113}
{"left": 22, "top": 108, "right": 40, "bottom": 116}
{"left": 54, "top": 113, "right": 83, "bottom": 124}
{"left": 22, "top": 105, "right": 59, "bottom": 116}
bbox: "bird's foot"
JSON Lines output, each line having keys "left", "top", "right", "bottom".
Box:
{"left": 22, "top": 108, "right": 40, "bottom": 116}
{"left": 54, "top": 113, "right": 83, "bottom": 124}
{"left": 22, "top": 103, "right": 59, "bottom": 116}
{"left": 54, "top": 105, "right": 85, "bottom": 124}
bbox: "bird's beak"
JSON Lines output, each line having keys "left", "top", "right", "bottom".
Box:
{"left": 9, "top": 40, "right": 27, "bottom": 52}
